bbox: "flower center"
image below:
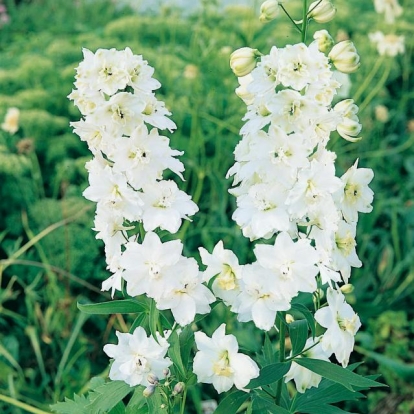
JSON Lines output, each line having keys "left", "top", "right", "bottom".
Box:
{"left": 335, "top": 231, "right": 356, "bottom": 256}
{"left": 217, "top": 265, "right": 237, "bottom": 290}
{"left": 213, "top": 351, "right": 233, "bottom": 377}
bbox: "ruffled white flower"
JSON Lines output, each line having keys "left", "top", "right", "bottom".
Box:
{"left": 103, "top": 327, "right": 171, "bottom": 387}
{"left": 315, "top": 288, "right": 361, "bottom": 367}
{"left": 199, "top": 241, "right": 243, "bottom": 306}
{"left": 233, "top": 262, "right": 291, "bottom": 330}
{"left": 141, "top": 180, "right": 199, "bottom": 233}
{"left": 1, "top": 107, "right": 19, "bottom": 134}
{"left": 157, "top": 257, "right": 215, "bottom": 326}
{"left": 193, "top": 324, "right": 260, "bottom": 393}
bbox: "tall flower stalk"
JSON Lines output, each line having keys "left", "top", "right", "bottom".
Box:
{"left": 54, "top": 1, "right": 384, "bottom": 413}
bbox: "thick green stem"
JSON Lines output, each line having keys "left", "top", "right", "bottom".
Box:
{"left": 301, "top": 0, "right": 308, "bottom": 43}
{"left": 275, "top": 311, "right": 286, "bottom": 405}
{"left": 179, "top": 387, "right": 188, "bottom": 414}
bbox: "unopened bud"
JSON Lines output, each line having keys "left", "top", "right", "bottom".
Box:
{"left": 329, "top": 40, "right": 360, "bottom": 73}
{"left": 143, "top": 385, "right": 156, "bottom": 398}
{"left": 259, "top": 0, "right": 280, "bottom": 23}
{"left": 230, "top": 47, "right": 260, "bottom": 77}
{"left": 163, "top": 368, "right": 170, "bottom": 377}
{"left": 285, "top": 314, "right": 295, "bottom": 324}
{"left": 340, "top": 284, "right": 354, "bottom": 294}
{"left": 313, "top": 30, "right": 334, "bottom": 53}
{"left": 374, "top": 105, "right": 389, "bottom": 123}
{"left": 172, "top": 382, "right": 185, "bottom": 396}
{"left": 147, "top": 373, "right": 159, "bottom": 385}
{"left": 308, "top": 0, "right": 336, "bottom": 23}
{"left": 334, "top": 99, "right": 362, "bottom": 142}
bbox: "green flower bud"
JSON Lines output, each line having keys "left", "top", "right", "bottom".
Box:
{"left": 308, "top": 0, "right": 336, "bottom": 23}
{"left": 313, "top": 30, "right": 335, "bottom": 53}
{"left": 259, "top": 0, "right": 280, "bottom": 23}
{"left": 329, "top": 41, "right": 361, "bottom": 73}
{"left": 230, "top": 47, "right": 260, "bottom": 77}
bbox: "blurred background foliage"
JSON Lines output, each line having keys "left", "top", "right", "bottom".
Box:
{"left": 0, "top": 0, "right": 413, "bottom": 412}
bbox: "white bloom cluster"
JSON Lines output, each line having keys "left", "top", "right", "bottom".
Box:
{"left": 222, "top": 35, "right": 373, "bottom": 371}
{"left": 69, "top": 48, "right": 214, "bottom": 326}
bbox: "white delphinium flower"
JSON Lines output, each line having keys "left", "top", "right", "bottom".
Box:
{"left": 240, "top": 92, "right": 275, "bottom": 136}
{"left": 284, "top": 336, "right": 331, "bottom": 392}
{"left": 233, "top": 262, "right": 290, "bottom": 330}
{"left": 331, "top": 220, "right": 362, "bottom": 283}
{"left": 254, "top": 232, "right": 320, "bottom": 298}
{"left": 122, "top": 47, "right": 161, "bottom": 92}
{"left": 235, "top": 74, "right": 255, "bottom": 105}
{"left": 286, "top": 159, "right": 344, "bottom": 219}
{"left": 83, "top": 162, "right": 143, "bottom": 222}
{"left": 199, "top": 241, "right": 243, "bottom": 306}
{"left": 157, "top": 257, "right": 216, "bottom": 326}
{"left": 338, "top": 160, "right": 374, "bottom": 223}
{"left": 373, "top": 0, "right": 403, "bottom": 24}
{"left": 110, "top": 124, "right": 184, "bottom": 189}
{"left": 141, "top": 180, "right": 199, "bottom": 233}
{"left": 269, "top": 90, "right": 322, "bottom": 134}
{"left": 120, "top": 231, "right": 183, "bottom": 298}
{"left": 315, "top": 288, "right": 361, "bottom": 367}
{"left": 232, "top": 182, "right": 291, "bottom": 240}
{"left": 140, "top": 93, "right": 177, "bottom": 132}
{"left": 248, "top": 46, "right": 279, "bottom": 94}
{"left": 193, "top": 324, "right": 260, "bottom": 393}
{"left": 103, "top": 327, "right": 171, "bottom": 386}
{"left": 369, "top": 31, "right": 405, "bottom": 57}
{"left": 90, "top": 92, "right": 146, "bottom": 137}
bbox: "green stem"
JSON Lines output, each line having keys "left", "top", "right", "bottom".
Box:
{"left": 279, "top": 4, "right": 302, "bottom": 34}
{"left": 180, "top": 387, "right": 188, "bottom": 414}
{"left": 301, "top": 0, "right": 308, "bottom": 43}
{"left": 285, "top": 339, "right": 321, "bottom": 361}
{"left": 275, "top": 311, "right": 286, "bottom": 405}
{"left": 359, "top": 61, "right": 391, "bottom": 113}
{"left": 353, "top": 56, "right": 385, "bottom": 103}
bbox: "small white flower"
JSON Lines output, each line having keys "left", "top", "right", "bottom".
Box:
{"left": 373, "top": 0, "right": 403, "bottom": 24}
{"left": 1, "top": 107, "right": 20, "bottom": 134}
{"left": 103, "top": 327, "right": 171, "bottom": 387}
{"left": 369, "top": 31, "right": 405, "bottom": 57}
{"left": 315, "top": 288, "right": 361, "bottom": 367}
{"left": 193, "top": 324, "right": 260, "bottom": 393}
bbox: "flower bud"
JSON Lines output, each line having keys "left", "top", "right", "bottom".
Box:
{"left": 259, "top": 0, "right": 280, "bottom": 23}
{"left": 285, "top": 314, "right": 295, "bottom": 324}
{"left": 230, "top": 47, "right": 260, "bottom": 77}
{"left": 143, "top": 385, "right": 156, "bottom": 398}
{"left": 147, "top": 373, "right": 159, "bottom": 385}
{"left": 313, "top": 30, "right": 334, "bottom": 53}
{"left": 308, "top": 0, "right": 336, "bottom": 23}
{"left": 340, "top": 284, "right": 354, "bottom": 294}
{"left": 374, "top": 105, "right": 389, "bottom": 123}
{"left": 172, "top": 382, "right": 185, "bottom": 396}
{"left": 334, "top": 99, "right": 362, "bottom": 142}
{"left": 329, "top": 41, "right": 360, "bottom": 73}
{"left": 163, "top": 368, "right": 170, "bottom": 377}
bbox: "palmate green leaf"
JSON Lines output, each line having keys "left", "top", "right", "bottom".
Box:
{"left": 294, "top": 358, "right": 384, "bottom": 391}
{"left": 246, "top": 362, "right": 291, "bottom": 389}
{"left": 77, "top": 299, "right": 149, "bottom": 315}
{"left": 288, "top": 320, "right": 308, "bottom": 356}
{"left": 85, "top": 380, "right": 133, "bottom": 413}
{"left": 214, "top": 390, "right": 250, "bottom": 414}
{"left": 50, "top": 394, "right": 89, "bottom": 414}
